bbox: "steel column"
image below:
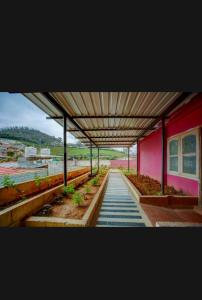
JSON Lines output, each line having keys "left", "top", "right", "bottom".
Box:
{"left": 136, "top": 140, "right": 139, "bottom": 176}
{"left": 128, "top": 147, "right": 130, "bottom": 172}
{"left": 90, "top": 143, "right": 93, "bottom": 176}
{"left": 63, "top": 116, "right": 67, "bottom": 186}
{"left": 199, "top": 127, "right": 202, "bottom": 206}
{"left": 98, "top": 147, "right": 100, "bottom": 173}
{"left": 161, "top": 117, "right": 165, "bottom": 195}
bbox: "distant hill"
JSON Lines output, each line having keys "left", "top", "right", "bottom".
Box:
{"left": 0, "top": 126, "right": 126, "bottom": 159}
{"left": 0, "top": 127, "right": 62, "bottom": 146}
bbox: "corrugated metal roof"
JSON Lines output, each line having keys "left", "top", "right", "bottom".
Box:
{"left": 23, "top": 92, "right": 191, "bottom": 147}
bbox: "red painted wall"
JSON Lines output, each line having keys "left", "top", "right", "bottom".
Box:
{"left": 110, "top": 159, "right": 136, "bottom": 169}
{"left": 139, "top": 94, "right": 202, "bottom": 196}
{"left": 166, "top": 94, "right": 202, "bottom": 137}
{"left": 139, "top": 130, "right": 162, "bottom": 181}
{"left": 167, "top": 174, "right": 199, "bottom": 196}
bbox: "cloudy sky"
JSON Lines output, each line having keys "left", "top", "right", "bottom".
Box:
{"left": 0, "top": 92, "right": 76, "bottom": 143}
{"left": 0, "top": 92, "right": 135, "bottom": 152}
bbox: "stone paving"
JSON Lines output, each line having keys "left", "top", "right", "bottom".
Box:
{"left": 141, "top": 203, "right": 202, "bottom": 226}
{"left": 96, "top": 172, "right": 150, "bottom": 227}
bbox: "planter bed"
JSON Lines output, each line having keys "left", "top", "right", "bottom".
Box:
{"left": 0, "top": 167, "right": 90, "bottom": 208}
{"left": 25, "top": 170, "right": 109, "bottom": 227}
{"left": 124, "top": 174, "right": 198, "bottom": 209}
{"left": 0, "top": 172, "right": 91, "bottom": 227}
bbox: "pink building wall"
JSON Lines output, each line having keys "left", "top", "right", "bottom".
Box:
{"left": 139, "top": 94, "right": 202, "bottom": 196}
{"left": 139, "top": 130, "right": 162, "bottom": 181}
{"left": 110, "top": 159, "right": 136, "bottom": 169}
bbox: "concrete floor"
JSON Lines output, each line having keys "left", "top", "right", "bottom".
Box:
{"left": 141, "top": 203, "right": 202, "bottom": 226}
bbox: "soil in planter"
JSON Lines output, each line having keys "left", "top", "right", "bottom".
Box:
{"left": 0, "top": 180, "right": 60, "bottom": 211}
{"left": 127, "top": 174, "right": 186, "bottom": 196}
{"left": 34, "top": 174, "right": 106, "bottom": 220}
{"left": 0, "top": 169, "right": 90, "bottom": 212}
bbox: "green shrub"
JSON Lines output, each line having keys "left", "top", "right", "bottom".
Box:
{"left": 99, "top": 168, "right": 107, "bottom": 176}
{"left": 123, "top": 170, "right": 131, "bottom": 176}
{"left": 84, "top": 184, "right": 92, "bottom": 194}
{"left": 2, "top": 175, "right": 15, "bottom": 188}
{"left": 90, "top": 177, "right": 99, "bottom": 186}
{"left": 62, "top": 184, "right": 75, "bottom": 196}
{"left": 72, "top": 192, "right": 84, "bottom": 206}
{"left": 62, "top": 186, "right": 69, "bottom": 196}
{"left": 34, "top": 176, "right": 42, "bottom": 187}
{"left": 67, "top": 184, "right": 75, "bottom": 194}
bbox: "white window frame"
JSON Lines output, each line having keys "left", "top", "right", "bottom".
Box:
{"left": 168, "top": 137, "right": 180, "bottom": 176}
{"left": 180, "top": 129, "right": 199, "bottom": 179}
{"left": 167, "top": 128, "right": 200, "bottom": 180}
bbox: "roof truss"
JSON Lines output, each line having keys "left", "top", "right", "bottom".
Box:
{"left": 23, "top": 92, "right": 194, "bottom": 148}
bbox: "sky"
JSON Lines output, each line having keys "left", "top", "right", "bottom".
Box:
{"left": 0, "top": 92, "right": 136, "bottom": 152}
{"left": 0, "top": 92, "right": 76, "bottom": 143}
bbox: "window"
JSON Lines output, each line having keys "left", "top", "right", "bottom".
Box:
{"left": 168, "top": 139, "right": 179, "bottom": 172}
{"left": 167, "top": 128, "right": 199, "bottom": 179}
{"left": 182, "top": 134, "right": 197, "bottom": 176}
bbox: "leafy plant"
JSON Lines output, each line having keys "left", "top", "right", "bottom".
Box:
{"left": 123, "top": 170, "right": 131, "bottom": 176}
{"left": 62, "top": 184, "right": 75, "bottom": 196}
{"left": 34, "top": 175, "right": 42, "bottom": 188}
{"left": 84, "top": 184, "right": 92, "bottom": 194}
{"left": 99, "top": 167, "right": 107, "bottom": 176}
{"left": 62, "top": 186, "right": 69, "bottom": 196}
{"left": 90, "top": 176, "right": 99, "bottom": 186}
{"left": 72, "top": 192, "right": 84, "bottom": 206}
{"left": 2, "top": 175, "right": 15, "bottom": 188}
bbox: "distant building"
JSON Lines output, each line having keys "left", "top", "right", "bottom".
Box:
{"left": 24, "top": 146, "right": 37, "bottom": 157}
{"left": 0, "top": 142, "right": 23, "bottom": 158}
{"left": 0, "top": 145, "right": 7, "bottom": 156}
{"left": 40, "top": 148, "right": 50, "bottom": 155}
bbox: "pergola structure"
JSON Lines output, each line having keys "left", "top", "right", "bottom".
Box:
{"left": 23, "top": 92, "right": 194, "bottom": 193}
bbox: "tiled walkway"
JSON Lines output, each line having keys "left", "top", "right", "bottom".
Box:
{"left": 96, "top": 172, "right": 150, "bottom": 227}
{"left": 141, "top": 203, "right": 202, "bottom": 226}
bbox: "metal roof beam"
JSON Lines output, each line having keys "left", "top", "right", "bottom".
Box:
{"left": 87, "top": 145, "right": 132, "bottom": 148}
{"left": 77, "top": 135, "right": 145, "bottom": 139}
{"left": 67, "top": 127, "right": 156, "bottom": 132}
{"left": 132, "top": 92, "right": 193, "bottom": 145}
{"left": 46, "top": 116, "right": 63, "bottom": 119}
{"left": 86, "top": 141, "right": 132, "bottom": 144}
{"left": 72, "top": 115, "right": 164, "bottom": 119}
{"left": 42, "top": 93, "right": 97, "bottom": 147}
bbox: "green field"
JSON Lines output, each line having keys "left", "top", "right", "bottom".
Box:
{"left": 51, "top": 146, "right": 125, "bottom": 159}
